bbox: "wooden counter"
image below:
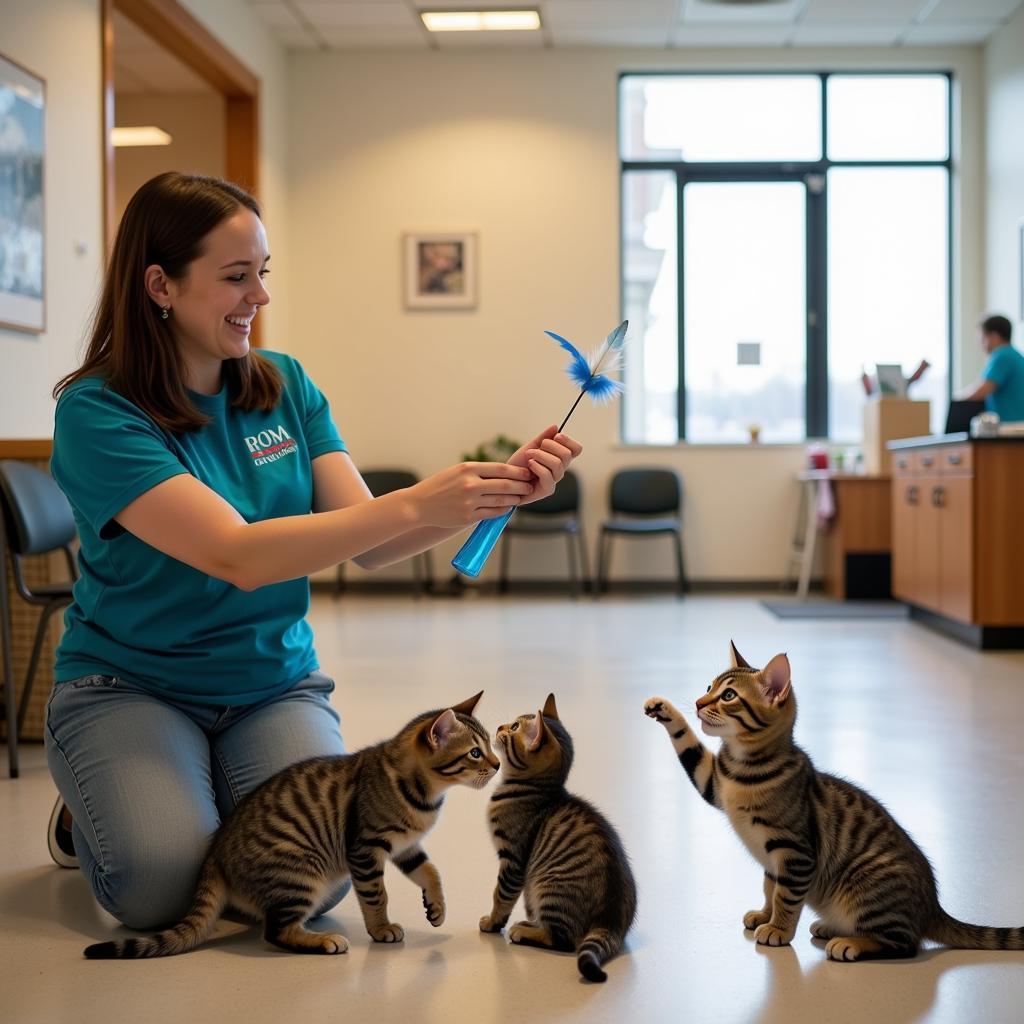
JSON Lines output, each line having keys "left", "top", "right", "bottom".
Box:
{"left": 888, "top": 435, "right": 1024, "bottom": 648}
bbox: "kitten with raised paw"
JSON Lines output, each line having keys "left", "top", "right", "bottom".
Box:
{"left": 84, "top": 692, "right": 499, "bottom": 959}
{"left": 480, "top": 694, "right": 637, "bottom": 982}
{"left": 644, "top": 642, "right": 1024, "bottom": 962}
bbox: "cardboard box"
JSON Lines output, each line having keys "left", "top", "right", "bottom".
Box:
{"left": 863, "top": 398, "right": 931, "bottom": 475}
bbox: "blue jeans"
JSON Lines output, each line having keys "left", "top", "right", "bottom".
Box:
{"left": 45, "top": 670, "right": 346, "bottom": 930}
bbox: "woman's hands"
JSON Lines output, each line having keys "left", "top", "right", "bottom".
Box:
{"left": 508, "top": 426, "right": 583, "bottom": 505}
{"left": 409, "top": 462, "right": 536, "bottom": 528}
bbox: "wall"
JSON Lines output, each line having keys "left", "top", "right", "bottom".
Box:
{"left": 0, "top": 0, "right": 288, "bottom": 441}
{"left": 985, "top": 2, "right": 1024, "bottom": 372}
{"left": 114, "top": 92, "right": 225, "bottom": 222}
{"left": 287, "top": 45, "right": 985, "bottom": 583}
{"left": 0, "top": 0, "right": 105, "bottom": 440}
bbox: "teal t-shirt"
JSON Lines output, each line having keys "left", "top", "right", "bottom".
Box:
{"left": 50, "top": 351, "right": 347, "bottom": 706}
{"left": 982, "top": 344, "right": 1024, "bottom": 423}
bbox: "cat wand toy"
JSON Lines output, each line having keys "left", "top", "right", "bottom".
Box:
{"left": 451, "top": 319, "right": 628, "bottom": 579}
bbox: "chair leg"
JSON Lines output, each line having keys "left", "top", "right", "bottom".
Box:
{"left": 498, "top": 533, "right": 511, "bottom": 594}
{"left": 596, "top": 530, "right": 612, "bottom": 596}
{"left": 577, "top": 527, "right": 591, "bottom": 594}
{"left": 422, "top": 550, "right": 436, "bottom": 595}
{"left": 673, "top": 531, "right": 687, "bottom": 597}
{"left": 411, "top": 551, "right": 424, "bottom": 598}
{"left": 1, "top": 539, "right": 18, "bottom": 779}
{"left": 566, "top": 530, "right": 579, "bottom": 599}
{"left": 17, "top": 601, "right": 62, "bottom": 731}
{"left": 334, "top": 562, "right": 346, "bottom": 597}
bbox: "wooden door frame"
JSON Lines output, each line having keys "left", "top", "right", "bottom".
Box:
{"left": 102, "top": 0, "right": 260, "bottom": 252}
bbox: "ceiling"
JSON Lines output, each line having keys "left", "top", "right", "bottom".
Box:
{"left": 249, "top": 0, "right": 1024, "bottom": 49}
{"left": 113, "top": 9, "right": 215, "bottom": 93}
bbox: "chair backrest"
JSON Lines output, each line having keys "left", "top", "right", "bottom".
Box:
{"left": 361, "top": 469, "right": 420, "bottom": 497}
{"left": 520, "top": 469, "right": 580, "bottom": 516}
{"left": 0, "top": 460, "right": 77, "bottom": 556}
{"left": 609, "top": 468, "right": 681, "bottom": 517}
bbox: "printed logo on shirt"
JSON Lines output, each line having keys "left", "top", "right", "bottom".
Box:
{"left": 244, "top": 425, "right": 298, "bottom": 466}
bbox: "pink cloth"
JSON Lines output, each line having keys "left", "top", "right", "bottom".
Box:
{"left": 816, "top": 479, "right": 835, "bottom": 529}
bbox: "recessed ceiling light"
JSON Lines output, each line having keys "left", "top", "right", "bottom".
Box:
{"left": 111, "top": 126, "right": 173, "bottom": 147}
{"left": 420, "top": 9, "right": 542, "bottom": 32}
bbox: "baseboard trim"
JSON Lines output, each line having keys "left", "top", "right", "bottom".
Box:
{"left": 311, "top": 578, "right": 808, "bottom": 597}
{"left": 908, "top": 606, "right": 1024, "bottom": 650}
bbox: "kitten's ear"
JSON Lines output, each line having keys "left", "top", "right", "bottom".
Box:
{"left": 541, "top": 693, "right": 559, "bottom": 721}
{"left": 450, "top": 690, "right": 483, "bottom": 716}
{"left": 760, "top": 653, "right": 791, "bottom": 704}
{"left": 730, "top": 640, "right": 752, "bottom": 670}
{"left": 428, "top": 709, "right": 459, "bottom": 749}
{"left": 526, "top": 711, "right": 547, "bottom": 752}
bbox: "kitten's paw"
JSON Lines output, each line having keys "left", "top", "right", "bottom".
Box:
{"left": 825, "top": 936, "right": 883, "bottom": 962}
{"left": 754, "top": 923, "right": 794, "bottom": 947}
{"left": 810, "top": 919, "right": 835, "bottom": 940}
{"left": 479, "top": 914, "right": 506, "bottom": 934}
{"left": 744, "top": 910, "right": 772, "bottom": 930}
{"left": 319, "top": 933, "right": 348, "bottom": 955}
{"left": 422, "top": 890, "right": 445, "bottom": 927}
{"left": 643, "top": 696, "right": 681, "bottom": 725}
{"left": 369, "top": 923, "right": 405, "bottom": 944}
{"left": 508, "top": 921, "right": 552, "bottom": 948}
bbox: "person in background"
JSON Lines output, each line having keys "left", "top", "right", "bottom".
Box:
{"left": 957, "top": 314, "right": 1024, "bottom": 422}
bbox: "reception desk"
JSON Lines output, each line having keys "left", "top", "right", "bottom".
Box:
{"left": 888, "top": 434, "right": 1024, "bottom": 648}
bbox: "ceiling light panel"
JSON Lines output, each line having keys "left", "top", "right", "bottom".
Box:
{"left": 681, "top": 0, "right": 804, "bottom": 25}
{"left": 802, "top": 0, "right": 921, "bottom": 23}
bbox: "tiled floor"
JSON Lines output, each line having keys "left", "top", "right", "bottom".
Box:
{"left": 2, "top": 594, "right": 1024, "bottom": 1024}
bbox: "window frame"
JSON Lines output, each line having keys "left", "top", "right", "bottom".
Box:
{"left": 619, "top": 70, "right": 953, "bottom": 443}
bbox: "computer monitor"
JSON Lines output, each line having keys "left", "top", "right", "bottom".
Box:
{"left": 944, "top": 399, "right": 986, "bottom": 435}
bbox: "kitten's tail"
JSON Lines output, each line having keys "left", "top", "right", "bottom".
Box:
{"left": 576, "top": 926, "right": 623, "bottom": 983}
{"left": 83, "top": 860, "right": 227, "bottom": 960}
{"left": 928, "top": 909, "right": 1024, "bottom": 951}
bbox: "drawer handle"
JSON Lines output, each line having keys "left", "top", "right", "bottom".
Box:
{"left": 922, "top": 455, "right": 934, "bottom": 468}
{"left": 948, "top": 453, "right": 962, "bottom": 465}
{"left": 897, "top": 458, "right": 909, "bottom": 470}
{"left": 931, "top": 486, "right": 946, "bottom": 508}
{"left": 907, "top": 485, "right": 919, "bottom": 506}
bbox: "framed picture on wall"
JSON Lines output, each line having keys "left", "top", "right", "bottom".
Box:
{"left": 0, "top": 52, "right": 45, "bottom": 334}
{"left": 403, "top": 231, "right": 477, "bottom": 310}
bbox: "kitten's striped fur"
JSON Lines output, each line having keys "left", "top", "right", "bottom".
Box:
{"left": 480, "top": 694, "right": 637, "bottom": 982}
{"left": 645, "top": 643, "right": 1024, "bottom": 961}
{"left": 84, "top": 692, "right": 499, "bottom": 959}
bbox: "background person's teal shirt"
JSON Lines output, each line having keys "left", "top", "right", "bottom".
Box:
{"left": 51, "top": 351, "right": 347, "bottom": 706}
{"left": 982, "top": 344, "right": 1024, "bottom": 422}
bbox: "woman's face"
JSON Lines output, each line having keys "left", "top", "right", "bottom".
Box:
{"left": 163, "top": 208, "right": 271, "bottom": 377}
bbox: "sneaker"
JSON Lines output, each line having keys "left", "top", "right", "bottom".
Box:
{"left": 47, "top": 798, "right": 79, "bottom": 869}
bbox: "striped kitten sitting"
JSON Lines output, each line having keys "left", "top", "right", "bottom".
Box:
{"left": 644, "top": 644, "right": 1024, "bottom": 962}
{"left": 480, "top": 694, "right": 637, "bottom": 982}
{"left": 85, "top": 692, "right": 499, "bottom": 959}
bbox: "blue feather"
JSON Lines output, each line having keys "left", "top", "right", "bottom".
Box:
{"left": 544, "top": 331, "right": 592, "bottom": 390}
{"left": 545, "top": 322, "right": 627, "bottom": 403}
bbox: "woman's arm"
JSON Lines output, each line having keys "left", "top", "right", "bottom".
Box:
{"left": 312, "top": 428, "right": 583, "bottom": 571}
{"left": 114, "top": 458, "right": 533, "bottom": 591}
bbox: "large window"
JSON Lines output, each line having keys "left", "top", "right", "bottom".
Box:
{"left": 620, "top": 73, "right": 951, "bottom": 444}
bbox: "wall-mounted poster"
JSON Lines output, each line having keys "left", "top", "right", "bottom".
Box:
{"left": 0, "top": 52, "right": 45, "bottom": 334}
{"left": 403, "top": 232, "right": 477, "bottom": 310}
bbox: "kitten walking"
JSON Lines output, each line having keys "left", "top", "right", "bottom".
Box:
{"left": 644, "top": 643, "right": 1024, "bottom": 961}
{"left": 480, "top": 694, "right": 637, "bottom": 982}
{"left": 84, "top": 692, "right": 499, "bottom": 959}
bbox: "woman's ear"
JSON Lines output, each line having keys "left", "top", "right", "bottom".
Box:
{"left": 144, "top": 264, "right": 172, "bottom": 310}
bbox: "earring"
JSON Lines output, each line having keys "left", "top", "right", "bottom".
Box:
{"left": 161, "top": 306, "right": 170, "bottom": 320}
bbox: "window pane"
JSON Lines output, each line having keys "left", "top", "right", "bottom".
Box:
{"left": 828, "top": 167, "right": 949, "bottom": 440}
{"left": 622, "top": 170, "right": 678, "bottom": 444}
{"left": 621, "top": 75, "right": 821, "bottom": 163}
{"left": 827, "top": 75, "right": 948, "bottom": 161}
{"left": 684, "top": 182, "right": 806, "bottom": 444}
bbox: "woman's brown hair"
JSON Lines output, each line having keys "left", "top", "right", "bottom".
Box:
{"left": 54, "top": 172, "right": 282, "bottom": 433}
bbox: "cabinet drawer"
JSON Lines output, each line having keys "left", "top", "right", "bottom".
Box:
{"left": 916, "top": 450, "right": 940, "bottom": 473}
{"left": 939, "top": 444, "right": 973, "bottom": 475}
{"left": 892, "top": 452, "right": 916, "bottom": 476}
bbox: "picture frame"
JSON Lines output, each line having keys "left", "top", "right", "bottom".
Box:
{"left": 875, "top": 363, "right": 906, "bottom": 397}
{"left": 403, "top": 231, "right": 477, "bottom": 310}
{"left": 0, "top": 51, "right": 45, "bottom": 334}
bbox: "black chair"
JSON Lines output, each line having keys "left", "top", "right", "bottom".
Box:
{"left": 335, "top": 469, "right": 434, "bottom": 597}
{"left": 0, "top": 461, "right": 78, "bottom": 778}
{"left": 596, "top": 468, "right": 687, "bottom": 596}
{"left": 498, "top": 470, "right": 589, "bottom": 596}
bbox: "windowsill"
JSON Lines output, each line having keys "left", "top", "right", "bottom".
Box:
{"left": 611, "top": 442, "right": 809, "bottom": 451}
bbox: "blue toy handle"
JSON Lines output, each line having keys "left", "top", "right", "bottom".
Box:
{"left": 451, "top": 508, "right": 517, "bottom": 578}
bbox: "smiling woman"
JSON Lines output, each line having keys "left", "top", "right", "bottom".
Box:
{"left": 43, "top": 171, "right": 583, "bottom": 934}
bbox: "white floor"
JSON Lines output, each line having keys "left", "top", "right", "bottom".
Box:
{"left": 3, "top": 593, "right": 1024, "bottom": 1024}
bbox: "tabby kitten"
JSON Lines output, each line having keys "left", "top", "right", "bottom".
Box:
{"left": 480, "top": 694, "right": 637, "bottom": 983}
{"left": 85, "top": 692, "right": 499, "bottom": 959}
{"left": 644, "top": 643, "right": 1024, "bottom": 961}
